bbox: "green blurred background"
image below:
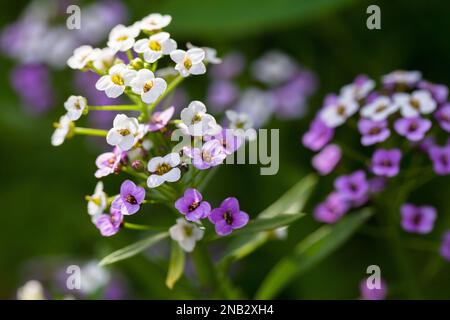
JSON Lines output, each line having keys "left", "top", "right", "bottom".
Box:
{"left": 0, "top": 0, "right": 449, "bottom": 299}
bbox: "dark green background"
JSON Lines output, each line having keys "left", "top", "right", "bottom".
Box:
{"left": 0, "top": 0, "right": 449, "bottom": 299}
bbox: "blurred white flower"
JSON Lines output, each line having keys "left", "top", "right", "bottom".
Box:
{"left": 139, "top": 13, "right": 172, "bottom": 31}
{"left": 251, "top": 50, "right": 297, "bottom": 86}
{"left": 17, "top": 280, "right": 45, "bottom": 300}
{"left": 80, "top": 261, "right": 110, "bottom": 295}
{"left": 51, "top": 114, "right": 73, "bottom": 147}
{"left": 360, "top": 96, "right": 397, "bottom": 121}
{"left": 87, "top": 181, "right": 107, "bottom": 222}
{"left": 147, "top": 153, "right": 181, "bottom": 188}
{"left": 95, "top": 63, "right": 137, "bottom": 98}
{"left": 394, "top": 90, "right": 437, "bottom": 118}
{"left": 235, "top": 88, "right": 276, "bottom": 128}
{"left": 169, "top": 218, "right": 204, "bottom": 252}
{"left": 67, "top": 45, "right": 95, "bottom": 70}
{"left": 106, "top": 114, "right": 140, "bottom": 151}
{"left": 382, "top": 70, "right": 422, "bottom": 87}
{"left": 187, "top": 42, "right": 221, "bottom": 64}
{"left": 64, "top": 95, "right": 87, "bottom": 121}
{"left": 170, "top": 48, "right": 206, "bottom": 77}
{"left": 89, "top": 47, "right": 116, "bottom": 72}
{"left": 134, "top": 32, "right": 176, "bottom": 63}
{"left": 320, "top": 96, "right": 359, "bottom": 128}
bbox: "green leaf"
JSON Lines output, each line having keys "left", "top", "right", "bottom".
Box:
{"left": 219, "top": 175, "right": 317, "bottom": 265}
{"left": 99, "top": 232, "right": 169, "bottom": 266}
{"left": 233, "top": 213, "right": 306, "bottom": 236}
{"left": 166, "top": 240, "right": 185, "bottom": 289}
{"left": 254, "top": 209, "right": 373, "bottom": 299}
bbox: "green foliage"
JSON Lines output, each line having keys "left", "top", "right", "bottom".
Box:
{"left": 166, "top": 241, "right": 185, "bottom": 289}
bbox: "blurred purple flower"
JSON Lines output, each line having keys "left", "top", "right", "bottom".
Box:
{"left": 440, "top": 231, "right": 450, "bottom": 262}
{"left": 394, "top": 117, "right": 432, "bottom": 141}
{"left": 358, "top": 119, "right": 390, "bottom": 146}
{"left": 371, "top": 148, "right": 402, "bottom": 177}
{"left": 148, "top": 106, "right": 174, "bottom": 132}
{"left": 369, "top": 176, "right": 387, "bottom": 194}
{"left": 334, "top": 170, "right": 369, "bottom": 203}
{"left": 207, "top": 80, "right": 238, "bottom": 113}
{"left": 11, "top": 64, "right": 54, "bottom": 114}
{"left": 418, "top": 81, "right": 448, "bottom": 104}
{"left": 175, "top": 188, "right": 211, "bottom": 222}
{"left": 400, "top": 203, "right": 437, "bottom": 234}
{"left": 314, "top": 192, "right": 349, "bottom": 224}
{"left": 360, "top": 277, "right": 387, "bottom": 300}
{"left": 302, "top": 118, "right": 334, "bottom": 151}
{"left": 434, "top": 104, "right": 450, "bottom": 132}
{"left": 95, "top": 147, "right": 126, "bottom": 178}
{"left": 428, "top": 145, "right": 450, "bottom": 175}
{"left": 209, "top": 197, "right": 249, "bottom": 236}
{"left": 312, "top": 144, "right": 341, "bottom": 175}
{"left": 210, "top": 51, "right": 245, "bottom": 80}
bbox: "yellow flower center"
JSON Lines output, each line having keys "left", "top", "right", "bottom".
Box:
{"left": 410, "top": 98, "right": 421, "bottom": 110}
{"left": 116, "top": 35, "right": 128, "bottom": 42}
{"left": 118, "top": 128, "right": 130, "bottom": 136}
{"left": 143, "top": 81, "right": 154, "bottom": 93}
{"left": 149, "top": 40, "right": 161, "bottom": 51}
{"left": 183, "top": 225, "right": 193, "bottom": 237}
{"left": 184, "top": 58, "right": 193, "bottom": 70}
{"left": 111, "top": 74, "right": 124, "bottom": 86}
{"left": 191, "top": 114, "right": 202, "bottom": 124}
{"left": 156, "top": 162, "right": 172, "bottom": 175}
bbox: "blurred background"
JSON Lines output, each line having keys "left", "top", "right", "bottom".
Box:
{"left": 0, "top": 0, "right": 449, "bottom": 299}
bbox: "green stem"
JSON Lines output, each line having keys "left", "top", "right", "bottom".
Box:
{"left": 121, "top": 166, "right": 148, "bottom": 180}
{"left": 88, "top": 105, "right": 141, "bottom": 111}
{"left": 123, "top": 222, "right": 166, "bottom": 232}
{"left": 74, "top": 127, "right": 108, "bottom": 137}
{"left": 127, "top": 50, "right": 134, "bottom": 63}
{"left": 148, "top": 75, "right": 184, "bottom": 111}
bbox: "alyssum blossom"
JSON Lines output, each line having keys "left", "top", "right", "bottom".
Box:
{"left": 133, "top": 32, "right": 176, "bottom": 63}
{"left": 147, "top": 153, "right": 181, "bottom": 188}
{"left": 171, "top": 48, "right": 207, "bottom": 77}
{"left": 96, "top": 63, "right": 137, "bottom": 98}
{"left": 169, "top": 218, "right": 204, "bottom": 252}
{"left": 400, "top": 203, "right": 437, "bottom": 234}
{"left": 106, "top": 114, "right": 140, "bottom": 151}
{"left": 130, "top": 69, "right": 167, "bottom": 104}
{"left": 114, "top": 180, "right": 146, "bottom": 215}
{"left": 175, "top": 188, "right": 211, "bottom": 222}
{"left": 209, "top": 197, "right": 249, "bottom": 236}
{"left": 64, "top": 95, "right": 87, "bottom": 121}
{"left": 87, "top": 181, "right": 107, "bottom": 221}
{"left": 51, "top": 115, "right": 73, "bottom": 147}
{"left": 179, "top": 100, "right": 221, "bottom": 136}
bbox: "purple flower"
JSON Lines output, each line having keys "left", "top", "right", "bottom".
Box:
{"left": 207, "top": 80, "right": 238, "bottom": 112}
{"left": 11, "top": 64, "right": 54, "bottom": 114}
{"left": 184, "top": 140, "right": 227, "bottom": 170}
{"left": 434, "top": 104, "right": 450, "bottom": 132}
{"left": 419, "top": 136, "right": 436, "bottom": 153}
{"left": 312, "top": 144, "right": 341, "bottom": 175}
{"left": 369, "top": 176, "right": 387, "bottom": 194}
{"left": 115, "top": 180, "right": 146, "bottom": 215}
{"left": 334, "top": 170, "right": 369, "bottom": 203}
{"left": 360, "top": 277, "right": 387, "bottom": 300}
{"left": 440, "top": 231, "right": 450, "bottom": 262}
{"left": 148, "top": 106, "right": 174, "bottom": 132}
{"left": 175, "top": 188, "right": 211, "bottom": 222}
{"left": 394, "top": 117, "right": 432, "bottom": 142}
{"left": 418, "top": 81, "right": 448, "bottom": 104}
{"left": 358, "top": 119, "right": 390, "bottom": 146}
{"left": 209, "top": 197, "right": 249, "bottom": 236}
{"left": 314, "top": 192, "right": 350, "bottom": 224}
{"left": 204, "top": 129, "right": 243, "bottom": 155}
{"left": 400, "top": 203, "right": 437, "bottom": 234}
{"left": 95, "top": 207, "right": 123, "bottom": 237}
{"left": 210, "top": 51, "right": 245, "bottom": 79}
{"left": 302, "top": 118, "right": 334, "bottom": 151}
{"left": 371, "top": 148, "right": 402, "bottom": 177}
{"left": 428, "top": 145, "right": 450, "bottom": 175}
{"left": 95, "top": 147, "right": 126, "bottom": 178}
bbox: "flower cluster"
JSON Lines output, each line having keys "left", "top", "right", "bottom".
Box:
{"left": 302, "top": 70, "right": 450, "bottom": 261}
{"left": 52, "top": 14, "right": 251, "bottom": 253}
{"left": 207, "top": 50, "right": 318, "bottom": 128}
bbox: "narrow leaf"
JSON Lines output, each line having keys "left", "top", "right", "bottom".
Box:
{"left": 166, "top": 240, "right": 185, "bottom": 289}
{"left": 255, "top": 209, "right": 373, "bottom": 299}
{"left": 99, "top": 232, "right": 169, "bottom": 266}
{"left": 233, "top": 213, "right": 306, "bottom": 237}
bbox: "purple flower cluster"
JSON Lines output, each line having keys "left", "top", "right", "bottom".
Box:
{"left": 207, "top": 50, "right": 317, "bottom": 125}
{"left": 174, "top": 189, "right": 249, "bottom": 236}
{"left": 303, "top": 71, "right": 450, "bottom": 226}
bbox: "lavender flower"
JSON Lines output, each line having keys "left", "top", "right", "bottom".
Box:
{"left": 114, "top": 180, "right": 146, "bottom": 215}
{"left": 207, "top": 80, "right": 238, "bottom": 112}
{"left": 434, "top": 104, "right": 450, "bottom": 132}
{"left": 95, "top": 201, "right": 123, "bottom": 237}
{"left": 185, "top": 140, "right": 227, "bottom": 170}
{"left": 400, "top": 203, "right": 437, "bottom": 234}
{"left": 418, "top": 81, "right": 448, "bottom": 104}
{"left": 148, "top": 106, "right": 174, "bottom": 132}
{"left": 95, "top": 147, "right": 126, "bottom": 178}
{"left": 358, "top": 119, "right": 390, "bottom": 146}
{"left": 334, "top": 170, "right": 369, "bottom": 203}
{"left": 440, "top": 231, "right": 450, "bottom": 262}
{"left": 175, "top": 188, "right": 211, "bottom": 222}
{"left": 302, "top": 118, "right": 334, "bottom": 151}
{"left": 209, "top": 197, "right": 249, "bottom": 236}
{"left": 204, "top": 129, "right": 243, "bottom": 155}
{"left": 312, "top": 144, "right": 341, "bottom": 175}
{"left": 313, "top": 192, "right": 349, "bottom": 224}
{"left": 394, "top": 117, "right": 432, "bottom": 142}
{"left": 210, "top": 51, "right": 245, "bottom": 80}
{"left": 360, "top": 277, "right": 387, "bottom": 300}
{"left": 371, "top": 149, "right": 402, "bottom": 177}
{"left": 428, "top": 145, "right": 450, "bottom": 175}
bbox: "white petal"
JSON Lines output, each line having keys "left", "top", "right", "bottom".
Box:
{"left": 161, "top": 39, "right": 177, "bottom": 54}
{"left": 106, "top": 130, "right": 122, "bottom": 146}
{"left": 163, "top": 168, "right": 181, "bottom": 182}
{"left": 148, "top": 156, "right": 163, "bottom": 172}
{"left": 118, "top": 134, "right": 135, "bottom": 151}
{"left": 179, "top": 238, "right": 195, "bottom": 252}
{"left": 144, "top": 51, "right": 162, "bottom": 63}
{"left": 170, "top": 50, "right": 185, "bottom": 63}
{"left": 147, "top": 174, "right": 164, "bottom": 188}
{"left": 133, "top": 39, "right": 149, "bottom": 53}
{"left": 187, "top": 48, "right": 205, "bottom": 64}
{"left": 189, "top": 62, "right": 206, "bottom": 75}
{"left": 164, "top": 153, "right": 181, "bottom": 166}
{"left": 113, "top": 114, "right": 128, "bottom": 127}
{"left": 95, "top": 76, "right": 112, "bottom": 91}
{"left": 169, "top": 225, "right": 183, "bottom": 241}
{"left": 105, "top": 85, "right": 125, "bottom": 98}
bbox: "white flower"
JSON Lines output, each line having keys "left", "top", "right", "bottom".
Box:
{"left": 187, "top": 42, "right": 221, "bottom": 64}
{"left": 87, "top": 181, "right": 107, "bottom": 222}
{"left": 340, "top": 78, "right": 376, "bottom": 100}
{"left": 226, "top": 110, "right": 254, "bottom": 130}
{"left": 51, "top": 115, "right": 73, "bottom": 147}
{"left": 106, "top": 114, "right": 140, "bottom": 151}
{"left": 17, "top": 280, "right": 45, "bottom": 300}
{"left": 147, "top": 153, "right": 181, "bottom": 188}
{"left": 107, "top": 24, "right": 140, "bottom": 52}
{"left": 64, "top": 95, "right": 87, "bottom": 121}
{"left": 382, "top": 70, "right": 422, "bottom": 87}
{"left": 179, "top": 101, "right": 221, "bottom": 136}
{"left": 80, "top": 261, "right": 110, "bottom": 295}
{"left": 89, "top": 47, "right": 116, "bottom": 72}
{"left": 140, "top": 13, "right": 172, "bottom": 31}
{"left": 67, "top": 45, "right": 95, "bottom": 70}
{"left": 393, "top": 90, "right": 437, "bottom": 118}
{"left": 95, "top": 64, "right": 137, "bottom": 98}
{"left": 169, "top": 218, "right": 204, "bottom": 252}
{"left": 129, "top": 69, "right": 167, "bottom": 104}
{"left": 251, "top": 50, "right": 297, "bottom": 86}
{"left": 170, "top": 48, "right": 206, "bottom": 77}
{"left": 133, "top": 32, "right": 177, "bottom": 63}
{"left": 320, "top": 97, "right": 359, "bottom": 128}
{"left": 360, "top": 96, "right": 398, "bottom": 121}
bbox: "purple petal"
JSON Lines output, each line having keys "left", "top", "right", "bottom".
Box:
{"left": 220, "top": 197, "right": 240, "bottom": 214}
{"left": 231, "top": 211, "right": 249, "bottom": 229}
